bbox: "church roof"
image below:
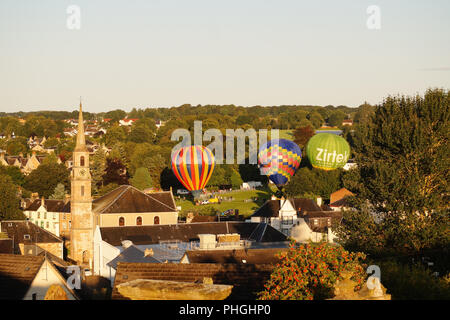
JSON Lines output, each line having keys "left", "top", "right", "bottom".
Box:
{"left": 92, "top": 185, "right": 177, "bottom": 214}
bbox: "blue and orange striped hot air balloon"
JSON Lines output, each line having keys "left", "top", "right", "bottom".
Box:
{"left": 171, "top": 145, "right": 215, "bottom": 198}
{"left": 258, "top": 139, "right": 302, "bottom": 188}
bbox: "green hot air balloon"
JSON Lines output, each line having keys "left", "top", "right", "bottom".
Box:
{"left": 306, "top": 133, "right": 350, "bottom": 170}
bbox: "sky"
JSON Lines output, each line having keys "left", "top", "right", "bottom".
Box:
{"left": 0, "top": 0, "right": 449, "bottom": 113}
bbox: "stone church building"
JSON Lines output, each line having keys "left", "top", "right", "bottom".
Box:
{"left": 68, "top": 103, "right": 178, "bottom": 268}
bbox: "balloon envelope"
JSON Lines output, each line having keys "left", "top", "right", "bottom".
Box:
{"left": 306, "top": 133, "right": 350, "bottom": 170}
{"left": 171, "top": 145, "right": 215, "bottom": 193}
{"left": 258, "top": 139, "right": 302, "bottom": 187}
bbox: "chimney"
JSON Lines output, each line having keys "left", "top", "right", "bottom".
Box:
{"left": 121, "top": 240, "right": 133, "bottom": 249}
{"left": 144, "top": 248, "right": 154, "bottom": 257}
{"left": 64, "top": 194, "right": 71, "bottom": 204}
{"left": 31, "top": 192, "right": 39, "bottom": 202}
{"left": 198, "top": 234, "right": 217, "bottom": 250}
{"left": 41, "top": 196, "right": 45, "bottom": 207}
{"left": 271, "top": 195, "right": 277, "bottom": 200}
{"left": 32, "top": 151, "right": 36, "bottom": 156}
{"left": 316, "top": 197, "right": 323, "bottom": 207}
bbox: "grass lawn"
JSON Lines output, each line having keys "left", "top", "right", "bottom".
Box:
{"left": 175, "top": 186, "right": 277, "bottom": 218}
{"left": 275, "top": 129, "right": 294, "bottom": 141}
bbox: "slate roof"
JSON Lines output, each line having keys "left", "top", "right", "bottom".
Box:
{"left": 252, "top": 198, "right": 322, "bottom": 218}
{"left": 0, "top": 221, "right": 63, "bottom": 254}
{"left": 184, "top": 247, "right": 288, "bottom": 264}
{"left": 92, "top": 185, "right": 177, "bottom": 214}
{"left": 112, "top": 262, "right": 274, "bottom": 300}
{"left": 24, "top": 199, "right": 70, "bottom": 213}
{"left": 0, "top": 254, "right": 45, "bottom": 300}
{"left": 330, "top": 197, "right": 353, "bottom": 208}
{"left": 99, "top": 222, "right": 288, "bottom": 247}
{"left": 107, "top": 245, "right": 161, "bottom": 270}
{"left": 0, "top": 239, "right": 13, "bottom": 254}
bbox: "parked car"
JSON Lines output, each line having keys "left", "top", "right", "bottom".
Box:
{"left": 200, "top": 200, "right": 210, "bottom": 205}
{"left": 177, "top": 189, "right": 189, "bottom": 195}
{"left": 208, "top": 197, "right": 219, "bottom": 203}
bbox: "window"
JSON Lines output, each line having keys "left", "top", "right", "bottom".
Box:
{"left": 136, "top": 216, "right": 142, "bottom": 226}
{"left": 46, "top": 222, "right": 49, "bottom": 229}
{"left": 24, "top": 234, "right": 30, "bottom": 240}
{"left": 154, "top": 216, "right": 160, "bottom": 225}
{"left": 282, "top": 216, "right": 293, "bottom": 225}
{"left": 81, "top": 186, "right": 84, "bottom": 197}
{"left": 80, "top": 156, "right": 85, "bottom": 166}
{"left": 37, "top": 213, "right": 40, "bottom": 219}
{"left": 119, "top": 217, "right": 125, "bottom": 226}
{"left": 31, "top": 293, "right": 37, "bottom": 300}
{"left": 314, "top": 219, "right": 318, "bottom": 225}
{"left": 44, "top": 212, "right": 47, "bottom": 219}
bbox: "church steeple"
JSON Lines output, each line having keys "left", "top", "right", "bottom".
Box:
{"left": 70, "top": 99, "right": 94, "bottom": 268}
{"left": 75, "top": 101, "right": 87, "bottom": 152}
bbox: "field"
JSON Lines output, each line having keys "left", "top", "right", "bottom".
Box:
{"left": 175, "top": 187, "right": 276, "bottom": 218}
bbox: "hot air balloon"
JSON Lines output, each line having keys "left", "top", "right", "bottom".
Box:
{"left": 258, "top": 139, "right": 302, "bottom": 188}
{"left": 306, "top": 133, "right": 350, "bottom": 170}
{"left": 171, "top": 145, "right": 215, "bottom": 198}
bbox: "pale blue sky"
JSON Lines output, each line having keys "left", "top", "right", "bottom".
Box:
{"left": 0, "top": 0, "right": 449, "bottom": 113}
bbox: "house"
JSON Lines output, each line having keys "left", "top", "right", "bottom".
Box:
{"left": 93, "top": 221, "right": 287, "bottom": 282}
{"left": 0, "top": 151, "right": 61, "bottom": 175}
{"left": 330, "top": 188, "right": 355, "bottom": 211}
{"left": 251, "top": 197, "right": 343, "bottom": 243}
{"left": 290, "top": 210, "right": 343, "bottom": 243}
{"left": 0, "top": 221, "right": 64, "bottom": 259}
{"left": 342, "top": 119, "right": 353, "bottom": 126}
{"left": 104, "top": 244, "right": 161, "bottom": 280}
{"left": 112, "top": 262, "right": 274, "bottom": 300}
{"left": 0, "top": 254, "right": 78, "bottom": 300}
{"left": 119, "top": 118, "right": 138, "bottom": 127}
{"left": 330, "top": 188, "right": 355, "bottom": 205}
{"left": 241, "top": 181, "right": 263, "bottom": 190}
{"left": 23, "top": 196, "right": 71, "bottom": 238}
{"left": 155, "top": 119, "right": 166, "bottom": 129}
{"left": 343, "top": 159, "right": 357, "bottom": 171}
{"left": 250, "top": 197, "right": 323, "bottom": 235}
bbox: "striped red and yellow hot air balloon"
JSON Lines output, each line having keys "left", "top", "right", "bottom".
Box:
{"left": 171, "top": 145, "right": 215, "bottom": 197}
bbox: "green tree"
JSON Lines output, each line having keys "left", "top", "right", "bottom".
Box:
{"left": 0, "top": 165, "right": 25, "bottom": 186}
{"left": 258, "top": 241, "right": 366, "bottom": 300}
{"left": 91, "top": 148, "right": 107, "bottom": 194}
{"left": 23, "top": 163, "right": 70, "bottom": 198}
{"left": 0, "top": 174, "right": 25, "bottom": 220}
{"left": 337, "top": 88, "right": 450, "bottom": 256}
{"left": 328, "top": 110, "right": 346, "bottom": 127}
{"left": 49, "top": 183, "right": 67, "bottom": 200}
{"left": 130, "top": 167, "right": 153, "bottom": 190}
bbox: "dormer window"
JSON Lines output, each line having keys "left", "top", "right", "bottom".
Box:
{"left": 24, "top": 234, "right": 30, "bottom": 240}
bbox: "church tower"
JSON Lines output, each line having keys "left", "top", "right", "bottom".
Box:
{"left": 70, "top": 102, "right": 94, "bottom": 267}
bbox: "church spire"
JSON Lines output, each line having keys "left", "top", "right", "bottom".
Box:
{"left": 75, "top": 100, "right": 87, "bottom": 152}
